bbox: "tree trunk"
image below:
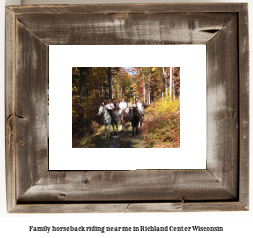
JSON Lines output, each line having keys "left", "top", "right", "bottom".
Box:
{"left": 162, "top": 67, "right": 165, "bottom": 99}
{"left": 117, "top": 80, "right": 119, "bottom": 99}
{"left": 108, "top": 67, "right": 112, "bottom": 100}
{"left": 165, "top": 68, "right": 168, "bottom": 96}
{"left": 148, "top": 67, "right": 151, "bottom": 104}
{"left": 142, "top": 67, "right": 146, "bottom": 103}
{"left": 172, "top": 68, "right": 175, "bottom": 100}
{"left": 120, "top": 78, "right": 123, "bottom": 99}
{"left": 170, "top": 67, "right": 173, "bottom": 98}
{"left": 78, "top": 67, "right": 86, "bottom": 125}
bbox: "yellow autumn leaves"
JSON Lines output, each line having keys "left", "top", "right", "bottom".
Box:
{"left": 146, "top": 95, "right": 180, "bottom": 116}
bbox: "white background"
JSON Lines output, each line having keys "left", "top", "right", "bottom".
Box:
{"left": 49, "top": 45, "right": 206, "bottom": 170}
{"left": 1, "top": 0, "right": 252, "bottom": 237}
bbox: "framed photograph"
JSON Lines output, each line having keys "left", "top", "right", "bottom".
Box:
{"left": 49, "top": 45, "right": 206, "bottom": 170}
{"left": 5, "top": 3, "right": 249, "bottom": 212}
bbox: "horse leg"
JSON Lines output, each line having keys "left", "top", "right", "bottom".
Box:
{"left": 119, "top": 114, "right": 122, "bottom": 131}
{"left": 122, "top": 115, "right": 125, "bottom": 127}
{"left": 121, "top": 115, "right": 125, "bottom": 129}
{"left": 108, "top": 123, "right": 111, "bottom": 137}
{"left": 112, "top": 122, "right": 114, "bottom": 135}
{"left": 123, "top": 112, "right": 127, "bottom": 127}
{"left": 104, "top": 124, "right": 107, "bottom": 137}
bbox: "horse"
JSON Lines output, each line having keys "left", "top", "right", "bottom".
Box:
{"left": 117, "top": 107, "right": 127, "bottom": 129}
{"left": 129, "top": 107, "right": 140, "bottom": 136}
{"left": 98, "top": 105, "right": 119, "bottom": 137}
{"left": 120, "top": 108, "right": 129, "bottom": 128}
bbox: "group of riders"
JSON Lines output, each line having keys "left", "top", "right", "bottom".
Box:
{"left": 101, "top": 98, "right": 144, "bottom": 126}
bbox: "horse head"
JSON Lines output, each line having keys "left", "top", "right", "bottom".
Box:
{"left": 98, "top": 105, "right": 104, "bottom": 116}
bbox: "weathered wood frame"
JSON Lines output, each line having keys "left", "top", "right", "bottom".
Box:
{"left": 5, "top": 4, "right": 249, "bottom": 213}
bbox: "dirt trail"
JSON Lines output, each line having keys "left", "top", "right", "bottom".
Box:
{"left": 106, "top": 126, "right": 143, "bottom": 148}
{"left": 108, "top": 134, "right": 120, "bottom": 148}
{"left": 73, "top": 123, "right": 146, "bottom": 148}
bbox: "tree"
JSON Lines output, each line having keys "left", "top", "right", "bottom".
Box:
{"left": 142, "top": 67, "right": 146, "bottom": 103}
{"left": 172, "top": 67, "right": 180, "bottom": 98}
{"left": 108, "top": 67, "right": 112, "bottom": 99}
{"left": 148, "top": 67, "right": 151, "bottom": 104}
{"left": 78, "top": 67, "right": 86, "bottom": 125}
{"left": 162, "top": 67, "right": 165, "bottom": 99}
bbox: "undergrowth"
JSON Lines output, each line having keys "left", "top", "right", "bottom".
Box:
{"left": 140, "top": 96, "right": 180, "bottom": 148}
{"left": 72, "top": 120, "right": 100, "bottom": 147}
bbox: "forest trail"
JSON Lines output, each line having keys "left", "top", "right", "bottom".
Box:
{"left": 107, "top": 126, "right": 143, "bottom": 148}
{"left": 107, "top": 134, "right": 119, "bottom": 148}
{"left": 72, "top": 124, "right": 146, "bottom": 148}
{"left": 103, "top": 125, "right": 145, "bottom": 148}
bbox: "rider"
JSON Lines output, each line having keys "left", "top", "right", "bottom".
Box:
{"left": 137, "top": 99, "right": 144, "bottom": 121}
{"left": 132, "top": 99, "right": 137, "bottom": 107}
{"left": 119, "top": 98, "right": 127, "bottom": 117}
{"left": 125, "top": 99, "right": 130, "bottom": 117}
{"left": 132, "top": 99, "right": 141, "bottom": 118}
{"left": 118, "top": 98, "right": 128, "bottom": 126}
{"left": 137, "top": 99, "right": 144, "bottom": 114}
{"left": 105, "top": 99, "right": 115, "bottom": 118}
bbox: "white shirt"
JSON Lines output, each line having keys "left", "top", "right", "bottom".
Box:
{"left": 119, "top": 102, "right": 127, "bottom": 110}
{"left": 105, "top": 103, "right": 114, "bottom": 110}
{"left": 137, "top": 102, "right": 143, "bottom": 113}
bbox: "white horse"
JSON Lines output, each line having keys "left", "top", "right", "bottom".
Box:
{"left": 98, "top": 105, "right": 119, "bottom": 137}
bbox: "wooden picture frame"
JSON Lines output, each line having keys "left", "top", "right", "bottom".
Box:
{"left": 5, "top": 3, "right": 249, "bottom": 213}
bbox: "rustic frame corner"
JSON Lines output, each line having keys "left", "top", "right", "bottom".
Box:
{"left": 5, "top": 3, "right": 249, "bottom": 213}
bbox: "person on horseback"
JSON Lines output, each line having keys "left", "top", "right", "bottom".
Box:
{"left": 105, "top": 99, "right": 115, "bottom": 118}
{"left": 132, "top": 99, "right": 141, "bottom": 118}
{"left": 132, "top": 99, "right": 136, "bottom": 107}
{"left": 119, "top": 98, "right": 128, "bottom": 126}
{"left": 125, "top": 99, "right": 130, "bottom": 117}
{"left": 137, "top": 99, "right": 144, "bottom": 124}
{"left": 130, "top": 99, "right": 141, "bottom": 136}
{"left": 137, "top": 99, "right": 144, "bottom": 115}
{"left": 118, "top": 99, "right": 127, "bottom": 116}
{"left": 98, "top": 101, "right": 119, "bottom": 137}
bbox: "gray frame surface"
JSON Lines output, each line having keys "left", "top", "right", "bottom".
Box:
{"left": 5, "top": 3, "right": 249, "bottom": 213}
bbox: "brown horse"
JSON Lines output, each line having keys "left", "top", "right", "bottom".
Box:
{"left": 129, "top": 107, "right": 140, "bottom": 136}
{"left": 120, "top": 109, "right": 129, "bottom": 127}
